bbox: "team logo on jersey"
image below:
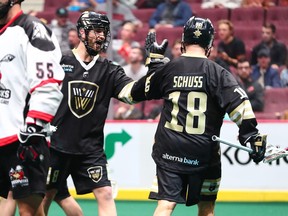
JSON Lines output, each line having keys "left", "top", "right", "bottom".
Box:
{"left": 32, "top": 21, "right": 51, "bottom": 41}
{"left": 68, "top": 80, "right": 99, "bottom": 118}
{"left": 87, "top": 166, "right": 103, "bottom": 183}
{"left": 9, "top": 165, "right": 29, "bottom": 188}
{"left": 0, "top": 54, "right": 14, "bottom": 104}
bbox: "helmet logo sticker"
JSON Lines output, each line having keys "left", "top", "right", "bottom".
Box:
{"left": 194, "top": 29, "right": 202, "bottom": 38}
{"left": 194, "top": 22, "right": 203, "bottom": 38}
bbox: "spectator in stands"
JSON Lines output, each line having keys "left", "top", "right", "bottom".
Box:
{"left": 250, "top": 23, "right": 287, "bottom": 70}
{"left": 114, "top": 46, "right": 147, "bottom": 120}
{"left": 136, "top": 0, "right": 165, "bottom": 8}
{"left": 209, "top": 47, "right": 231, "bottom": 72}
{"left": 148, "top": 0, "right": 192, "bottom": 30}
{"left": 123, "top": 46, "right": 147, "bottom": 80}
{"left": 201, "top": 0, "right": 242, "bottom": 9}
{"left": 236, "top": 59, "right": 264, "bottom": 112}
{"left": 170, "top": 38, "right": 182, "bottom": 60}
{"left": 96, "top": 0, "right": 143, "bottom": 38}
{"left": 280, "top": 60, "right": 288, "bottom": 87}
{"left": 66, "top": 28, "right": 80, "bottom": 56}
{"left": 217, "top": 19, "right": 246, "bottom": 69}
{"left": 252, "top": 48, "right": 282, "bottom": 88}
{"left": 68, "top": 28, "right": 80, "bottom": 49}
{"left": 49, "top": 7, "right": 76, "bottom": 56}
{"left": 119, "top": 0, "right": 137, "bottom": 9}
{"left": 67, "top": 0, "right": 97, "bottom": 11}
{"left": 241, "top": 0, "right": 274, "bottom": 8}
{"left": 112, "top": 22, "right": 140, "bottom": 66}
{"left": 114, "top": 103, "right": 144, "bottom": 120}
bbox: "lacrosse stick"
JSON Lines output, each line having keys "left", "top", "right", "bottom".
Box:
{"left": 263, "top": 145, "right": 288, "bottom": 163}
{"left": 212, "top": 135, "right": 288, "bottom": 163}
{"left": 211, "top": 135, "right": 253, "bottom": 153}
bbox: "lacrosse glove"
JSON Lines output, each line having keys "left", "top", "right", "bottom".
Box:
{"left": 145, "top": 31, "right": 169, "bottom": 66}
{"left": 17, "top": 124, "right": 47, "bottom": 163}
{"left": 245, "top": 134, "right": 267, "bottom": 163}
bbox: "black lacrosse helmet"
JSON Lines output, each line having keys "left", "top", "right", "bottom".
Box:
{"left": 182, "top": 16, "right": 214, "bottom": 52}
{"left": 76, "top": 11, "right": 111, "bottom": 56}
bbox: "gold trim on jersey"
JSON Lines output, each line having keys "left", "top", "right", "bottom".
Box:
{"left": 118, "top": 81, "right": 136, "bottom": 104}
{"left": 229, "top": 100, "right": 255, "bottom": 126}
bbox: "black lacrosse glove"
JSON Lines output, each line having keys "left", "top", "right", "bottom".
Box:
{"left": 17, "top": 124, "right": 46, "bottom": 163}
{"left": 245, "top": 134, "right": 267, "bottom": 163}
{"left": 145, "top": 31, "right": 169, "bottom": 66}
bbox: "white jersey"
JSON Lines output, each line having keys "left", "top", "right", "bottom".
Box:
{"left": 0, "top": 11, "right": 64, "bottom": 147}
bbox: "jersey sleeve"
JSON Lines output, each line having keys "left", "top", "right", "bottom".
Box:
{"left": 24, "top": 20, "right": 64, "bottom": 123}
{"left": 130, "top": 63, "right": 165, "bottom": 102}
{"left": 212, "top": 68, "right": 258, "bottom": 144}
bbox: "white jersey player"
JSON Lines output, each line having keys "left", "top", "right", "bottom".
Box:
{"left": 0, "top": 0, "right": 64, "bottom": 215}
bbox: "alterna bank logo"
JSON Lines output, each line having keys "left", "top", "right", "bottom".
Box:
{"left": 61, "top": 64, "right": 74, "bottom": 73}
{"left": 162, "top": 153, "right": 200, "bottom": 166}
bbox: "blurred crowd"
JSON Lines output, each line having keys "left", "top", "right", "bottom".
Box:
{"left": 30, "top": 0, "right": 288, "bottom": 119}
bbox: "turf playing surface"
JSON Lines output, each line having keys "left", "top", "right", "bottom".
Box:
{"left": 46, "top": 200, "right": 288, "bottom": 216}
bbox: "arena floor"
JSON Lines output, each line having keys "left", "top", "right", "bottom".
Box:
{"left": 42, "top": 200, "right": 288, "bottom": 216}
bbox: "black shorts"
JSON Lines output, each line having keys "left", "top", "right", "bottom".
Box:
{"left": 149, "top": 163, "right": 221, "bottom": 206}
{"left": 54, "top": 181, "right": 70, "bottom": 201}
{"left": 47, "top": 148, "right": 111, "bottom": 194}
{"left": 0, "top": 141, "right": 50, "bottom": 199}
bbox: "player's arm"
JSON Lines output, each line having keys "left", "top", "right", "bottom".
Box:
{"left": 118, "top": 32, "right": 169, "bottom": 103}
{"left": 17, "top": 19, "right": 64, "bottom": 163}
{"left": 218, "top": 71, "right": 266, "bottom": 163}
{"left": 226, "top": 92, "right": 266, "bottom": 163}
{"left": 25, "top": 19, "right": 64, "bottom": 124}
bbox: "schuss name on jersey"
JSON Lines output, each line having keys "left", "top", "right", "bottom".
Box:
{"left": 173, "top": 75, "right": 203, "bottom": 88}
{"left": 61, "top": 64, "right": 74, "bottom": 73}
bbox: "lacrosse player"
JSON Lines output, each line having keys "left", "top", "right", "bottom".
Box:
{"left": 132, "top": 16, "right": 267, "bottom": 216}
{"left": 40, "top": 11, "right": 147, "bottom": 216}
{"left": 0, "top": 0, "right": 64, "bottom": 215}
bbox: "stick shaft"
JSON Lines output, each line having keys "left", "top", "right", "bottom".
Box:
{"left": 212, "top": 135, "right": 253, "bottom": 153}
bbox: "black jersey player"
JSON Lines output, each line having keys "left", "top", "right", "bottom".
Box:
{"left": 42, "top": 11, "right": 145, "bottom": 216}
{"left": 134, "top": 16, "right": 267, "bottom": 216}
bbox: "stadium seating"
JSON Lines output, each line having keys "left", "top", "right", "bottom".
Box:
{"left": 275, "top": 27, "right": 288, "bottom": 46}
{"left": 43, "top": 0, "right": 70, "bottom": 11}
{"left": 265, "top": 6, "right": 288, "bottom": 26}
{"left": 35, "top": 10, "right": 80, "bottom": 25}
{"left": 134, "top": 26, "right": 150, "bottom": 47}
{"left": 35, "top": 11, "right": 55, "bottom": 24}
{"left": 255, "top": 88, "right": 288, "bottom": 119}
{"left": 156, "top": 27, "right": 183, "bottom": 48}
{"left": 195, "top": 8, "right": 230, "bottom": 25}
{"left": 132, "top": 8, "right": 155, "bottom": 27}
{"left": 230, "top": 7, "right": 265, "bottom": 27}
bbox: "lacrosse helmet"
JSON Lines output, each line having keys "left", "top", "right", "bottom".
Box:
{"left": 0, "top": 0, "right": 25, "bottom": 19}
{"left": 76, "top": 11, "right": 111, "bottom": 56}
{"left": 182, "top": 16, "right": 214, "bottom": 56}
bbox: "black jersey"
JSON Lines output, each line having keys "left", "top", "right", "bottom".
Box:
{"left": 132, "top": 55, "right": 258, "bottom": 174}
{"left": 51, "top": 54, "right": 133, "bottom": 155}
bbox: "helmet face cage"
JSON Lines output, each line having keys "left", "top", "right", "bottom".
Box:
{"left": 182, "top": 16, "right": 214, "bottom": 52}
{"left": 77, "top": 11, "right": 111, "bottom": 55}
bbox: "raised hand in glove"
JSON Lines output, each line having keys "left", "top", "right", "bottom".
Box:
{"left": 17, "top": 124, "right": 47, "bottom": 163}
{"left": 145, "top": 31, "right": 169, "bottom": 66}
{"left": 246, "top": 134, "right": 267, "bottom": 163}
